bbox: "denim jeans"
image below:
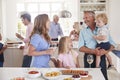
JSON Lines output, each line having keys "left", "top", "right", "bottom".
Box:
{"left": 22, "top": 55, "right": 32, "bottom": 67}
{"left": 0, "top": 62, "right": 3, "bottom": 67}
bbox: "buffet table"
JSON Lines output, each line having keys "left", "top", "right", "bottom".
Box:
{"left": 0, "top": 68, "right": 105, "bottom": 80}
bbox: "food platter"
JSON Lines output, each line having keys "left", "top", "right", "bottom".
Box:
{"left": 42, "top": 69, "right": 61, "bottom": 80}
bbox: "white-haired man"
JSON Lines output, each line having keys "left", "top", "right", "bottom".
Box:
{"left": 49, "top": 15, "right": 63, "bottom": 41}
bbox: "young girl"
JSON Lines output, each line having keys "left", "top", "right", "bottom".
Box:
{"left": 28, "top": 14, "right": 54, "bottom": 68}
{"left": 58, "top": 36, "right": 80, "bottom": 68}
{"left": 93, "top": 13, "right": 114, "bottom": 68}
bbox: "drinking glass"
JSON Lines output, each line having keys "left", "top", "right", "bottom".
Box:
{"left": 87, "top": 55, "right": 94, "bottom": 68}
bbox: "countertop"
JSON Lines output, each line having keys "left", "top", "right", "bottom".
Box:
{"left": 0, "top": 68, "right": 105, "bottom": 80}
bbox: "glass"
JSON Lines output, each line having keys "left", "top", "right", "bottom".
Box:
{"left": 49, "top": 42, "right": 58, "bottom": 59}
{"left": 49, "top": 42, "right": 58, "bottom": 56}
{"left": 87, "top": 55, "right": 94, "bottom": 68}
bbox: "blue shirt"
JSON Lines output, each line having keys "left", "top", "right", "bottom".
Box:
{"left": 78, "top": 26, "right": 116, "bottom": 49}
{"left": 30, "top": 34, "right": 50, "bottom": 68}
{"left": 49, "top": 22, "right": 63, "bottom": 39}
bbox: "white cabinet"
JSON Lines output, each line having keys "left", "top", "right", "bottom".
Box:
{"left": 109, "top": 51, "right": 120, "bottom": 73}
{"left": 79, "top": 0, "right": 108, "bottom": 21}
{"left": 3, "top": 48, "right": 23, "bottom": 67}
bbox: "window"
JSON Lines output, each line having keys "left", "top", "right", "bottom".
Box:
{"left": 17, "top": 3, "right": 26, "bottom": 36}
{"left": 17, "top": 1, "right": 72, "bottom": 36}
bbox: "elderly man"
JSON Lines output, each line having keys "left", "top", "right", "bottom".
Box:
{"left": 78, "top": 11, "right": 115, "bottom": 80}
{"left": 49, "top": 15, "right": 63, "bottom": 41}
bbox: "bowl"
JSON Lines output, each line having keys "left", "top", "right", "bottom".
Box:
{"left": 27, "top": 70, "right": 41, "bottom": 78}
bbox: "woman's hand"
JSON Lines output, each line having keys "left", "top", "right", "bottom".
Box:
{"left": 46, "top": 49, "right": 55, "bottom": 55}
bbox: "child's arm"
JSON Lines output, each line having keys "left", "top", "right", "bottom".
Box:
{"left": 58, "top": 60, "right": 70, "bottom": 69}
{"left": 93, "top": 35, "right": 106, "bottom": 41}
{"left": 76, "top": 56, "right": 80, "bottom": 68}
{"left": 0, "top": 45, "right": 7, "bottom": 54}
{"left": 58, "top": 60, "right": 63, "bottom": 68}
{"left": 50, "top": 58, "right": 58, "bottom": 67}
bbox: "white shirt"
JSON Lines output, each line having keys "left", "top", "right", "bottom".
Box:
{"left": 96, "top": 25, "right": 109, "bottom": 44}
{"left": 23, "top": 23, "right": 34, "bottom": 55}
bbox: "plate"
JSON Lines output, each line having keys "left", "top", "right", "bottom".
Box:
{"left": 42, "top": 70, "right": 61, "bottom": 80}
{"left": 11, "top": 77, "right": 25, "bottom": 80}
{"left": 63, "top": 77, "right": 74, "bottom": 80}
{"left": 60, "top": 76, "right": 81, "bottom": 80}
{"left": 27, "top": 70, "right": 41, "bottom": 78}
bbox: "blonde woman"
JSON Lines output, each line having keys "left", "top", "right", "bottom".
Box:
{"left": 28, "top": 14, "right": 54, "bottom": 68}
{"left": 58, "top": 36, "right": 80, "bottom": 68}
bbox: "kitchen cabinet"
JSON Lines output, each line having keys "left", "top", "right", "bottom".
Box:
{"left": 79, "top": 0, "right": 108, "bottom": 21}
{"left": 3, "top": 48, "right": 23, "bottom": 67}
{"left": 109, "top": 51, "right": 120, "bottom": 73}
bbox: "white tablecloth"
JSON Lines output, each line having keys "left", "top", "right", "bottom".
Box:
{"left": 0, "top": 68, "right": 105, "bottom": 80}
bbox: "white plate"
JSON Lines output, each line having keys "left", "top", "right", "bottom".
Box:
{"left": 58, "top": 75, "right": 81, "bottom": 80}
{"left": 80, "top": 74, "right": 88, "bottom": 78}
{"left": 42, "top": 70, "right": 61, "bottom": 80}
{"left": 62, "top": 77, "right": 81, "bottom": 80}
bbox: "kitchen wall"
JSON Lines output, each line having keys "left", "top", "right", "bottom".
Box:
{"left": 0, "top": 0, "right": 2, "bottom": 30}
{"left": 109, "top": 0, "right": 120, "bottom": 44}
{"left": 5, "top": 0, "right": 19, "bottom": 40}
{"left": 0, "top": 0, "right": 6, "bottom": 40}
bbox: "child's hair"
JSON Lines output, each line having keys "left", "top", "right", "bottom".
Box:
{"left": 58, "top": 36, "right": 70, "bottom": 54}
{"left": 30, "top": 14, "right": 50, "bottom": 42}
{"left": 96, "top": 13, "right": 108, "bottom": 25}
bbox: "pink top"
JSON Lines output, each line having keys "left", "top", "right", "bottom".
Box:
{"left": 23, "top": 23, "right": 34, "bottom": 55}
{"left": 58, "top": 50, "right": 78, "bottom": 68}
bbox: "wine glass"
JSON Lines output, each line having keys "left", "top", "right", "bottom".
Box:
{"left": 87, "top": 55, "right": 94, "bottom": 68}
